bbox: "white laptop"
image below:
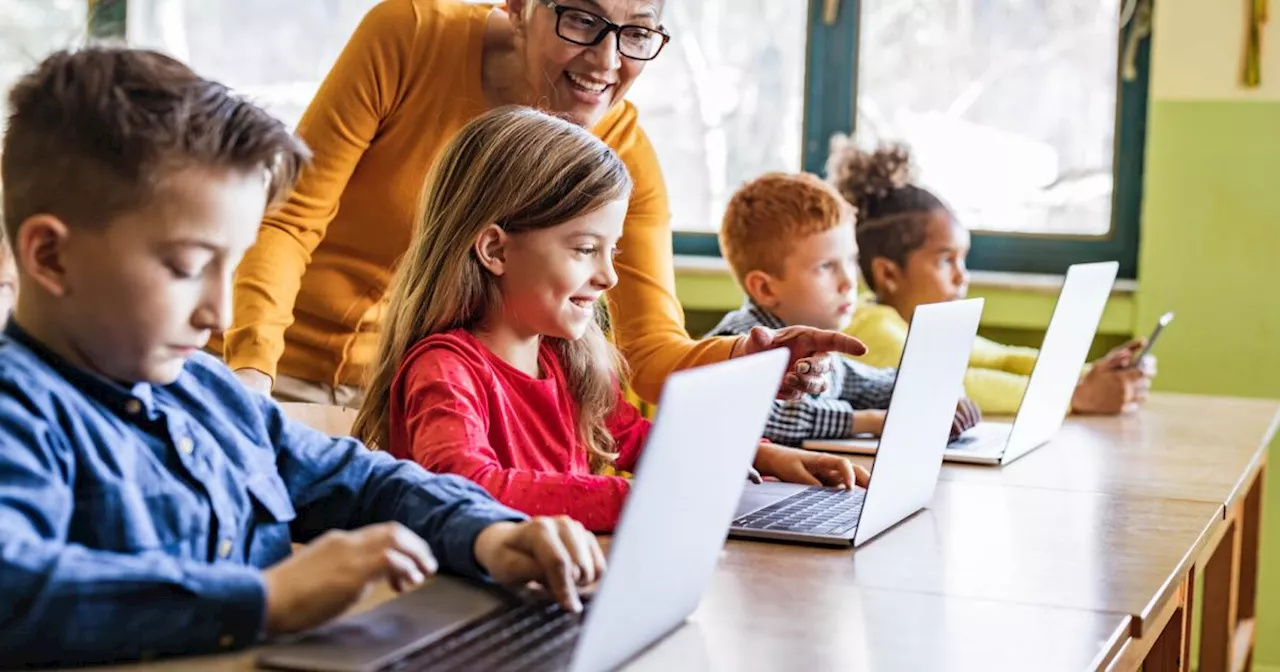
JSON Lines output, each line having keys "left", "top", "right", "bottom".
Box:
{"left": 255, "top": 348, "right": 789, "bottom": 672}
{"left": 804, "top": 261, "right": 1119, "bottom": 467}
{"left": 729, "top": 298, "right": 983, "bottom": 547}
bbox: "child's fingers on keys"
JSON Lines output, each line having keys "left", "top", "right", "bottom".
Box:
{"left": 380, "top": 522, "right": 439, "bottom": 576}
{"left": 529, "top": 520, "right": 583, "bottom": 613}
{"left": 552, "top": 516, "right": 600, "bottom": 585}
{"left": 383, "top": 548, "right": 427, "bottom": 592}
{"left": 588, "top": 530, "right": 608, "bottom": 578}
{"left": 789, "top": 464, "right": 824, "bottom": 487}
{"left": 829, "top": 459, "right": 857, "bottom": 488}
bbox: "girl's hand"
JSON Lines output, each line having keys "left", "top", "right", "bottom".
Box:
{"left": 753, "top": 442, "right": 869, "bottom": 489}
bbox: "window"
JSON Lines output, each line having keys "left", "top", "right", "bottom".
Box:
{"left": 672, "top": 0, "right": 1149, "bottom": 278}
{"left": 858, "top": 0, "right": 1121, "bottom": 237}
{"left": 124, "top": 0, "right": 383, "bottom": 130}
{"left": 0, "top": 0, "right": 87, "bottom": 138}
{"left": 853, "top": 0, "right": 1149, "bottom": 277}
{"left": 625, "top": 1, "right": 810, "bottom": 233}
{"left": 91, "top": 0, "right": 1148, "bottom": 277}
{"left": 131, "top": 0, "right": 811, "bottom": 237}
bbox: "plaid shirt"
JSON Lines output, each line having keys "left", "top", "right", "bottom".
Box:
{"left": 706, "top": 301, "right": 897, "bottom": 446}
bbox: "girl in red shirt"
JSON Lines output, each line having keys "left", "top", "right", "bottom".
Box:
{"left": 354, "top": 107, "right": 864, "bottom": 532}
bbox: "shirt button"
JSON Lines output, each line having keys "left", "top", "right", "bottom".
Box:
{"left": 124, "top": 399, "right": 143, "bottom": 415}
{"left": 218, "top": 538, "right": 234, "bottom": 559}
{"left": 218, "top": 634, "right": 235, "bottom": 648}
{"left": 177, "top": 437, "right": 195, "bottom": 456}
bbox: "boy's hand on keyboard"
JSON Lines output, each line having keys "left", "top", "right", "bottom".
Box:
{"left": 951, "top": 399, "right": 982, "bottom": 438}
{"left": 754, "top": 443, "right": 870, "bottom": 489}
{"left": 474, "top": 517, "right": 604, "bottom": 614}
{"left": 262, "top": 522, "right": 439, "bottom": 635}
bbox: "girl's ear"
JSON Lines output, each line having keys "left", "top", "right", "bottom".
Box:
{"left": 473, "top": 224, "right": 509, "bottom": 276}
{"left": 869, "top": 256, "right": 903, "bottom": 296}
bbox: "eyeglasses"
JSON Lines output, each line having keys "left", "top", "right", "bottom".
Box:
{"left": 539, "top": 0, "right": 671, "bottom": 62}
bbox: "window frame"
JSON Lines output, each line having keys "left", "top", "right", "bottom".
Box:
{"left": 88, "top": 0, "right": 127, "bottom": 39}
{"left": 672, "top": 0, "right": 1151, "bottom": 280}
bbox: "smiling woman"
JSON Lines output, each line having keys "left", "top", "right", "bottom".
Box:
{"left": 210, "top": 0, "right": 866, "bottom": 410}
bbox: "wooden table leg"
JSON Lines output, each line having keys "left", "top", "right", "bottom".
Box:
{"left": 1235, "top": 465, "right": 1266, "bottom": 672}
{"left": 1200, "top": 516, "right": 1241, "bottom": 672}
{"left": 1145, "top": 570, "right": 1193, "bottom": 672}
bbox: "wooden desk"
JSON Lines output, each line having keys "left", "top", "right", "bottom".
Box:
{"left": 721, "top": 482, "right": 1221, "bottom": 641}
{"left": 103, "top": 563, "right": 1136, "bottom": 672}
{"left": 648, "top": 578, "right": 1133, "bottom": 671}
{"left": 931, "top": 393, "right": 1278, "bottom": 509}
{"left": 104, "top": 395, "right": 1266, "bottom": 672}
{"left": 842, "top": 392, "right": 1278, "bottom": 672}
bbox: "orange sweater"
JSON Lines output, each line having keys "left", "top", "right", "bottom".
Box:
{"left": 216, "top": 0, "right": 735, "bottom": 402}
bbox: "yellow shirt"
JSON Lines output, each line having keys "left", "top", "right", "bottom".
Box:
{"left": 847, "top": 302, "right": 1040, "bottom": 415}
{"left": 214, "top": 0, "right": 735, "bottom": 401}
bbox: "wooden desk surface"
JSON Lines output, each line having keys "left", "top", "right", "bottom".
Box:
{"left": 723, "top": 480, "right": 1221, "bottom": 637}
{"left": 844, "top": 393, "right": 1280, "bottom": 513}
{"left": 654, "top": 576, "right": 1132, "bottom": 671}
{"left": 97, "top": 394, "right": 1264, "bottom": 671}
{"left": 104, "top": 559, "right": 1134, "bottom": 672}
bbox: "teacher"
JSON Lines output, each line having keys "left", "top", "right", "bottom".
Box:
{"left": 216, "top": 0, "right": 865, "bottom": 407}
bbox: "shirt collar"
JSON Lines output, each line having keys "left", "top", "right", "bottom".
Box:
{"left": 3, "top": 320, "right": 158, "bottom": 418}
{"left": 743, "top": 300, "right": 789, "bottom": 330}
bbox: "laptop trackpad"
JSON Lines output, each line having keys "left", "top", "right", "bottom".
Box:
{"left": 256, "top": 575, "right": 510, "bottom": 672}
{"left": 734, "top": 481, "right": 809, "bottom": 518}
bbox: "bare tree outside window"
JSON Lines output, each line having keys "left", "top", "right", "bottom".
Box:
{"left": 857, "top": 0, "right": 1122, "bottom": 236}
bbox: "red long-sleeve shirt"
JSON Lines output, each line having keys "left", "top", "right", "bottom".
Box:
{"left": 389, "top": 330, "right": 650, "bottom": 532}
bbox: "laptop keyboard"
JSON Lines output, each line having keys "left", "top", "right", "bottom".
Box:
{"left": 394, "top": 601, "right": 583, "bottom": 671}
{"left": 733, "top": 487, "right": 865, "bottom": 536}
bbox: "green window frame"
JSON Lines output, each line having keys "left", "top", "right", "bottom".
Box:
{"left": 673, "top": 0, "right": 1151, "bottom": 280}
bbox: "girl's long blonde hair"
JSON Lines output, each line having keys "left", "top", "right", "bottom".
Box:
{"left": 354, "top": 106, "right": 633, "bottom": 469}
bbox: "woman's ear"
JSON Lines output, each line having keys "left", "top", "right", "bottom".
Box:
{"left": 869, "top": 256, "right": 902, "bottom": 296}
{"left": 505, "top": 0, "right": 530, "bottom": 35}
{"left": 743, "top": 269, "right": 780, "bottom": 310}
{"left": 473, "top": 224, "right": 510, "bottom": 277}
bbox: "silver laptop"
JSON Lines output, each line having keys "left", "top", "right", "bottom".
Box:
{"left": 255, "top": 348, "right": 789, "bottom": 672}
{"left": 804, "top": 261, "right": 1119, "bottom": 467}
{"left": 729, "top": 299, "right": 983, "bottom": 547}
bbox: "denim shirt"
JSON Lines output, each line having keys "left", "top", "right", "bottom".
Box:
{"left": 0, "top": 321, "right": 525, "bottom": 667}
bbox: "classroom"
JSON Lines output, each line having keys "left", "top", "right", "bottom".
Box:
{"left": 0, "top": 0, "right": 1277, "bottom": 670}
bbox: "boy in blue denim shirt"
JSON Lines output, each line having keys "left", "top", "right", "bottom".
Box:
{"left": 0, "top": 47, "right": 604, "bottom": 667}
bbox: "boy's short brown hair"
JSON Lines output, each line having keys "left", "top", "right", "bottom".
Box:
{"left": 719, "top": 171, "right": 855, "bottom": 285}
{"left": 1, "top": 47, "right": 310, "bottom": 243}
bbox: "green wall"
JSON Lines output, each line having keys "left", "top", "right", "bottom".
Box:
{"left": 1136, "top": 100, "right": 1280, "bottom": 668}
